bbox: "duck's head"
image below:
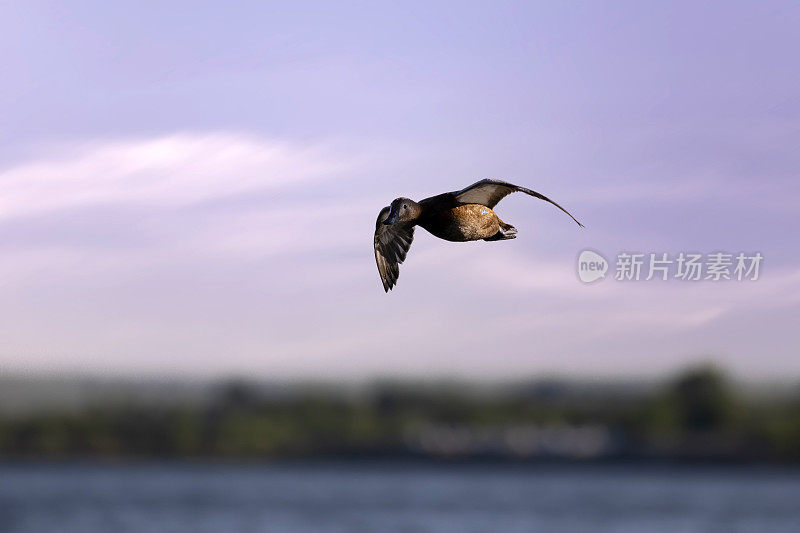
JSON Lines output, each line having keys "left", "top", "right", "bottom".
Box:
{"left": 383, "top": 197, "right": 421, "bottom": 225}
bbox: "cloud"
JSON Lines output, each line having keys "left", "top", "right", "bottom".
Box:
{"left": 0, "top": 132, "right": 375, "bottom": 274}
{"left": 0, "top": 133, "right": 355, "bottom": 220}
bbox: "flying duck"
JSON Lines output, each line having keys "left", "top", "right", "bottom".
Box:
{"left": 374, "top": 179, "right": 584, "bottom": 291}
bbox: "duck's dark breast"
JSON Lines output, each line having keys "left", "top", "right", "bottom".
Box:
{"left": 420, "top": 204, "right": 500, "bottom": 242}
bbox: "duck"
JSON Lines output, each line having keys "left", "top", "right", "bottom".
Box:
{"left": 374, "top": 179, "right": 584, "bottom": 291}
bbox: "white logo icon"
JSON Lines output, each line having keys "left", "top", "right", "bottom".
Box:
{"left": 578, "top": 250, "right": 608, "bottom": 283}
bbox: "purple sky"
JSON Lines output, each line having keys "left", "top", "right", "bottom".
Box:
{"left": 1, "top": 2, "right": 799, "bottom": 380}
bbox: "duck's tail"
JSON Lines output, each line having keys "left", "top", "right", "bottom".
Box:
{"left": 484, "top": 221, "right": 517, "bottom": 241}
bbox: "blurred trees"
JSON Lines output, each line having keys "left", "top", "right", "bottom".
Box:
{"left": 671, "top": 366, "right": 735, "bottom": 431}
{"left": 1, "top": 366, "right": 800, "bottom": 462}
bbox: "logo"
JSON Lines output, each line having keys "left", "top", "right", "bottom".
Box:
{"left": 578, "top": 250, "right": 608, "bottom": 283}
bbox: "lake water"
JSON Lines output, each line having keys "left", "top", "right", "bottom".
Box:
{"left": 1, "top": 462, "right": 799, "bottom": 532}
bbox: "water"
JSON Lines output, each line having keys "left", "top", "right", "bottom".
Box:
{"left": 1, "top": 462, "right": 799, "bottom": 532}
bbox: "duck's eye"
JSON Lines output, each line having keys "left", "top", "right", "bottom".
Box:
{"left": 402, "top": 205, "right": 407, "bottom": 210}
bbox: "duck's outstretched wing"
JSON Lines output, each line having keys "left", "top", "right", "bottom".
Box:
{"left": 453, "top": 179, "right": 584, "bottom": 227}
{"left": 374, "top": 206, "right": 415, "bottom": 292}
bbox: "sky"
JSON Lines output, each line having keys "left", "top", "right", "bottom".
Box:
{"left": 1, "top": 1, "right": 799, "bottom": 380}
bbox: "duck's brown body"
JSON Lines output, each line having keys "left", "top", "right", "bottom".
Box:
{"left": 415, "top": 193, "right": 512, "bottom": 242}
{"left": 420, "top": 203, "right": 501, "bottom": 241}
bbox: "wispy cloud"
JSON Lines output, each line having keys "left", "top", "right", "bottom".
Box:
{"left": 0, "top": 133, "right": 354, "bottom": 219}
